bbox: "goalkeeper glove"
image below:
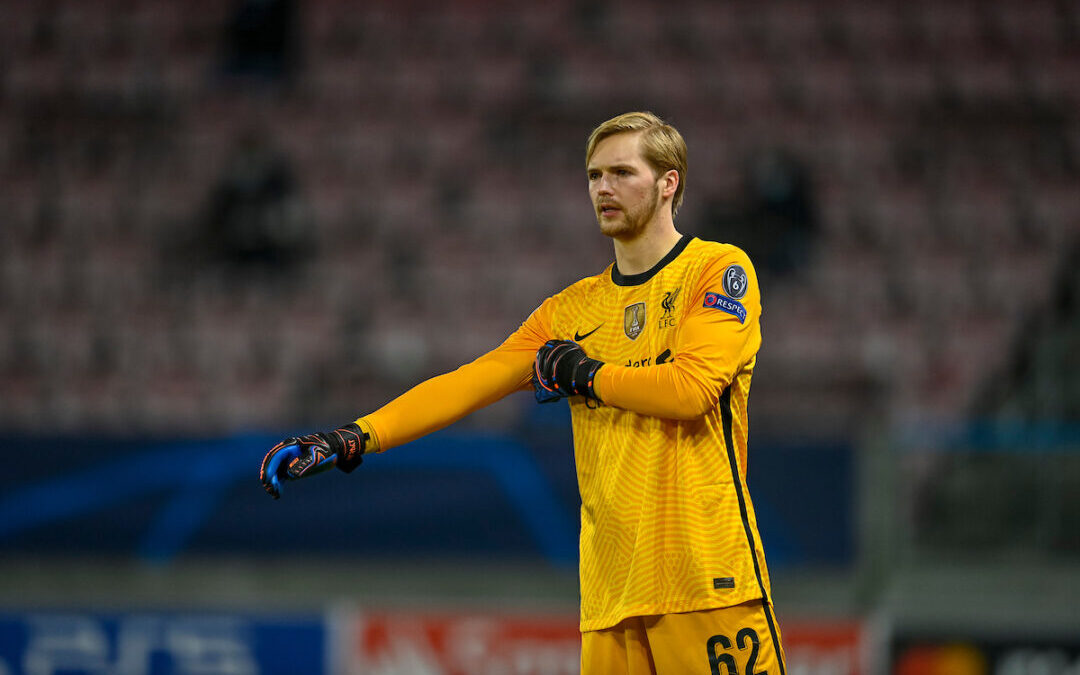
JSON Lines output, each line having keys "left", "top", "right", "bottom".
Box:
{"left": 259, "top": 423, "right": 367, "bottom": 499}
{"left": 532, "top": 339, "right": 604, "bottom": 403}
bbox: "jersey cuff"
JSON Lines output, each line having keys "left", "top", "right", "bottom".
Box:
{"left": 352, "top": 417, "right": 382, "bottom": 454}
{"left": 592, "top": 367, "right": 610, "bottom": 402}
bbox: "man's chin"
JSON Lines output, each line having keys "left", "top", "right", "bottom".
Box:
{"left": 598, "top": 219, "right": 639, "bottom": 240}
{"left": 598, "top": 226, "right": 623, "bottom": 239}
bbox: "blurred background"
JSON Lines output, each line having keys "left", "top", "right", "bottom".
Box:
{"left": 1, "top": 0, "right": 1078, "bottom": 672}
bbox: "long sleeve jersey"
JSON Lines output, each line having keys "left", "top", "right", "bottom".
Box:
{"left": 356, "top": 235, "right": 772, "bottom": 631}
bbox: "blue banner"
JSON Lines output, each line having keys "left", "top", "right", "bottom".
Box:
{"left": 0, "top": 611, "right": 325, "bottom": 675}
{"left": 0, "top": 426, "right": 853, "bottom": 569}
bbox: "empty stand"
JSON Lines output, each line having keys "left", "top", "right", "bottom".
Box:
{"left": 0, "top": 0, "right": 1076, "bottom": 437}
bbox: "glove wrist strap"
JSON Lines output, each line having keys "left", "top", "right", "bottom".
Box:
{"left": 579, "top": 360, "right": 603, "bottom": 400}
{"left": 320, "top": 423, "right": 368, "bottom": 473}
{"left": 571, "top": 359, "right": 603, "bottom": 400}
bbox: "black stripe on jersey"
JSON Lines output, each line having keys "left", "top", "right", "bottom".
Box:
{"left": 720, "top": 386, "right": 787, "bottom": 675}
{"left": 611, "top": 235, "right": 692, "bottom": 286}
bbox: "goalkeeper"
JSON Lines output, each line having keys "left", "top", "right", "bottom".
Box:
{"left": 260, "top": 112, "right": 786, "bottom": 674}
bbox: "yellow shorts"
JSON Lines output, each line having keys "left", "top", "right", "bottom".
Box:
{"left": 580, "top": 600, "right": 786, "bottom": 675}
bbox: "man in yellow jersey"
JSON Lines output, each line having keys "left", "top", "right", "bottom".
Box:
{"left": 260, "top": 112, "right": 786, "bottom": 674}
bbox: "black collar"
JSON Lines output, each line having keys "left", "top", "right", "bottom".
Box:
{"left": 611, "top": 235, "right": 692, "bottom": 287}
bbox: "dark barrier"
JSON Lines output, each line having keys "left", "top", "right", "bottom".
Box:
{"left": 0, "top": 427, "right": 853, "bottom": 569}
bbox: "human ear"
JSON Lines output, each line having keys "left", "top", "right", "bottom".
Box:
{"left": 660, "top": 170, "right": 679, "bottom": 199}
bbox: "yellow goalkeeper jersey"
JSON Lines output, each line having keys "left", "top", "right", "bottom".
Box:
{"left": 358, "top": 236, "right": 771, "bottom": 631}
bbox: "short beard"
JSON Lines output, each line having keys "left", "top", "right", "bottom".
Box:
{"left": 597, "top": 185, "right": 661, "bottom": 240}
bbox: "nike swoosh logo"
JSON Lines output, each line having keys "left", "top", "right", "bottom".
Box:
{"left": 574, "top": 324, "right": 604, "bottom": 341}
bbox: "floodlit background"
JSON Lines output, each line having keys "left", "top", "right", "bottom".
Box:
{"left": 1, "top": 0, "right": 1078, "bottom": 673}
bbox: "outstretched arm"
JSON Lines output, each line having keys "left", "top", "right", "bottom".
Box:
{"left": 361, "top": 347, "right": 536, "bottom": 451}
{"left": 360, "top": 295, "right": 557, "bottom": 451}
{"left": 260, "top": 297, "right": 554, "bottom": 497}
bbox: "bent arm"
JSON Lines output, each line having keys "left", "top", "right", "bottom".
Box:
{"left": 595, "top": 253, "right": 762, "bottom": 420}
{"left": 595, "top": 318, "right": 757, "bottom": 419}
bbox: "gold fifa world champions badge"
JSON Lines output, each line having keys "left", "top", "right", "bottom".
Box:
{"left": 624, "top": 302, "right": 646, "bottom": 340}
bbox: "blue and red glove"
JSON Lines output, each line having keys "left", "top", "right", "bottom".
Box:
{"left": 259, "top": 423, "right": 367, "bottom": 499}
{"left": 532, "top": 340, "right": 604, "bottom": 403}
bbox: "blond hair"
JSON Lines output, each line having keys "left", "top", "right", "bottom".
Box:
{"left": 585, "top": 111, "right": 688, "bottom": 216}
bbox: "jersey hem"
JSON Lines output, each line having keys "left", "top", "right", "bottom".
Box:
{"left": 579, "top": 590, "right": 766, "bottom": 633}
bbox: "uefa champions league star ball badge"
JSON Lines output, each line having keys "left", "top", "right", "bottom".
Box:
{"left": 722, "top": 264, "right": 748, "bottom": 299}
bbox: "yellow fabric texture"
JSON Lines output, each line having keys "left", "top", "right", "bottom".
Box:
{"left": 580, "top": 601, "right": 786, "bottom": 675}
{"left": 358, "top": 237, "right": 771, "bottom": 632}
